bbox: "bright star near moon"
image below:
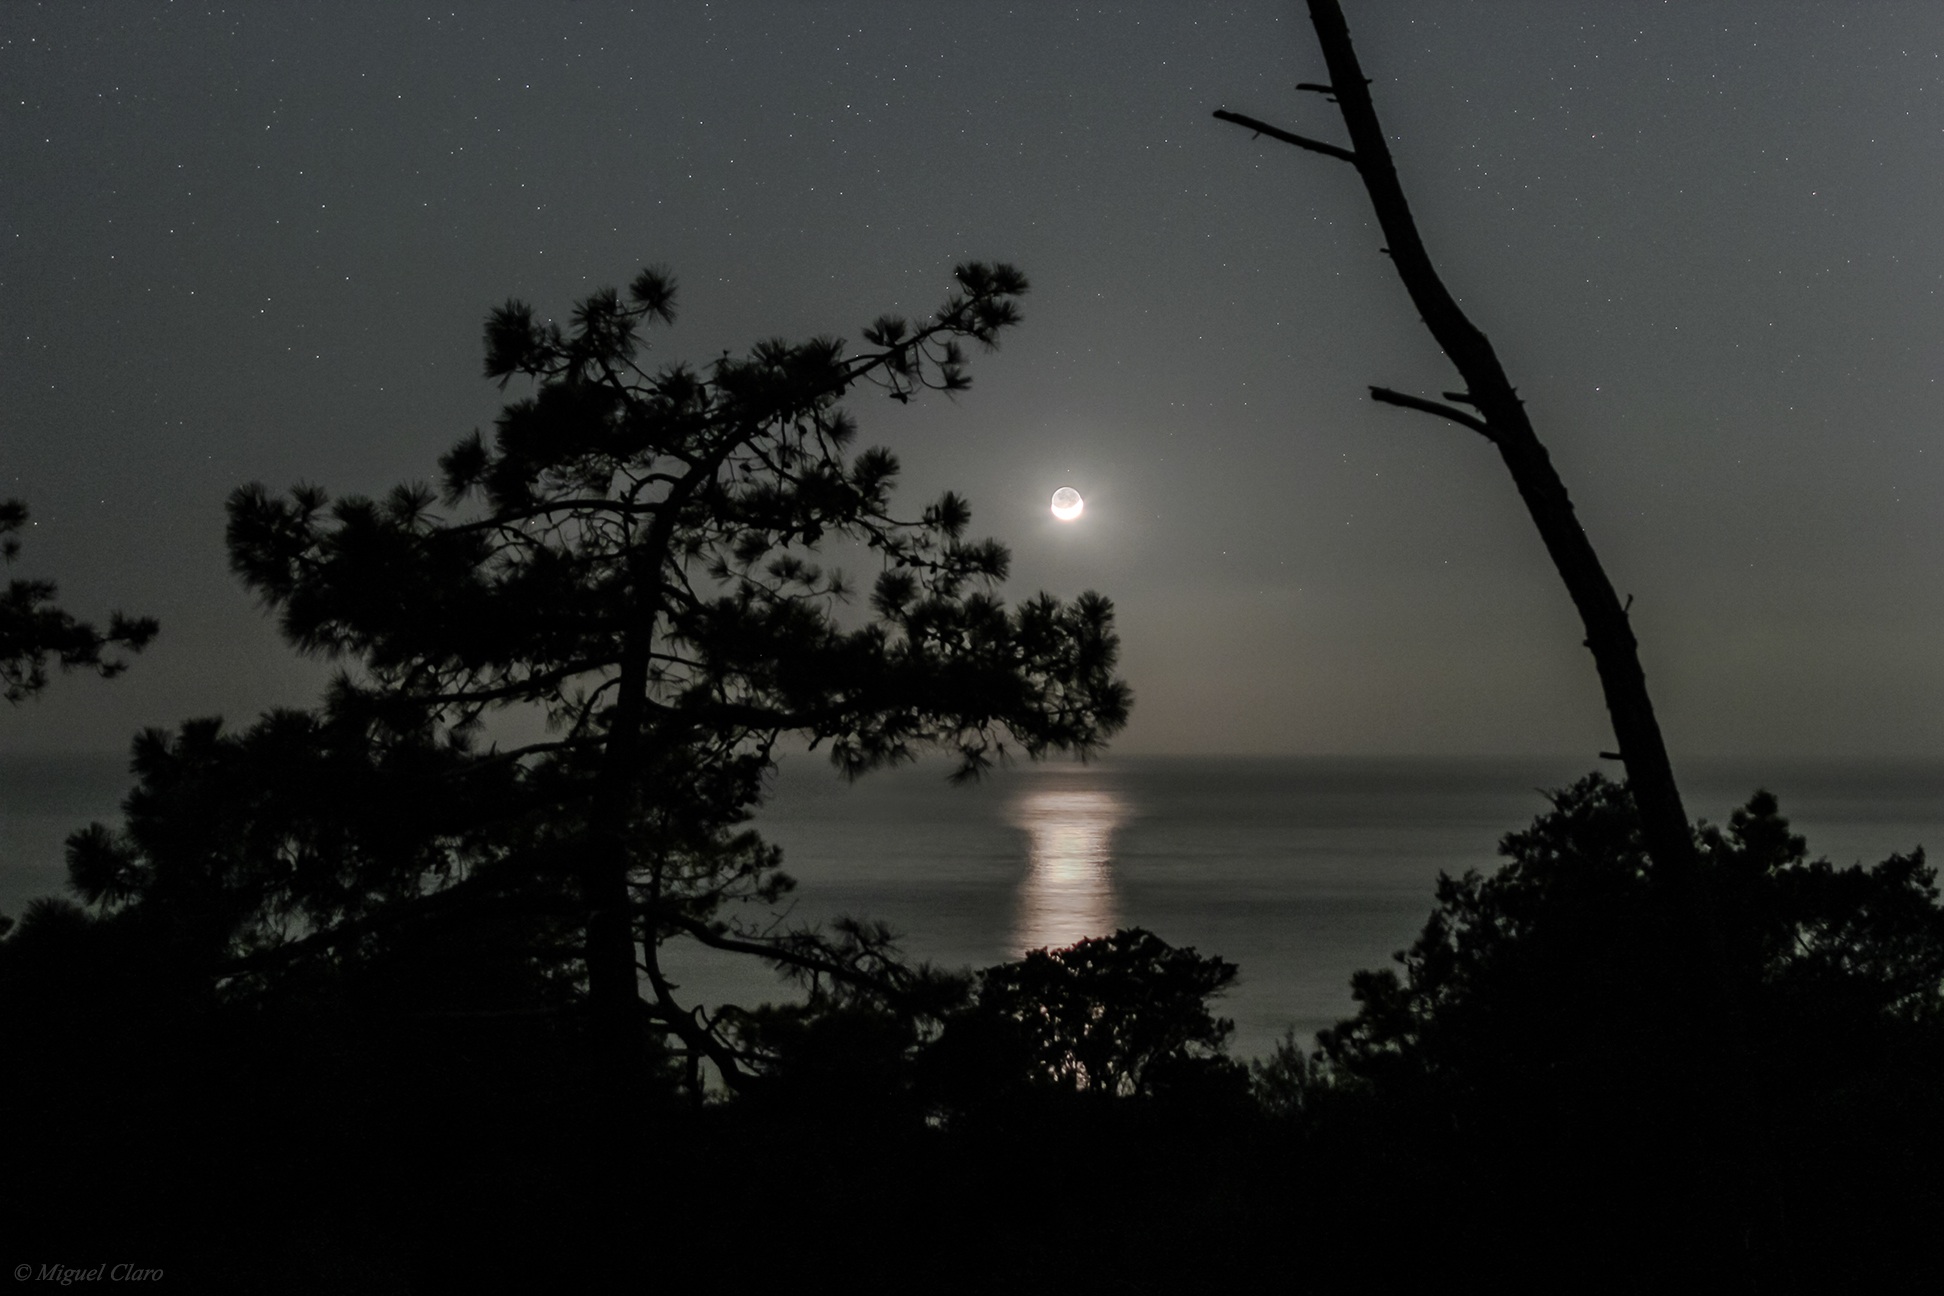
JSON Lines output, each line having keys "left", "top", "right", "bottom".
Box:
{"left": 1051, "top": 487, "right": 1084, "bottom": 521}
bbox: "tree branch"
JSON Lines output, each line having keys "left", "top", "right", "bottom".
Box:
{"left": 1368, "top": 386, "right": 1497, "bottom": 441}
{"left": 1212, "top": 109, "right": 1356, "bottom": 164}
{"left": 663, "top": 911, "right": 908, "bottom": 1003}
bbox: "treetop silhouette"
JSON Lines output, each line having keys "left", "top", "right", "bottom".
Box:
{"left": 184, "top": 260, "right": 1132, "bottom": 1092}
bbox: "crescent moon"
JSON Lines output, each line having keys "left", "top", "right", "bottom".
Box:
{"left": 1051, "top": 487, "right": 1084, "bottom": 522}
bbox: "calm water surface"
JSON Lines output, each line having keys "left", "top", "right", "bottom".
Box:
{"left": 671, "top": 754, "right": 1944, "bottom": 1056}
{"left": 7, "top": 753, "right": 1943, "bottom": 1058}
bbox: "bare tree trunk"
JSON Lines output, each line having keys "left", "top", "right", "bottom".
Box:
{"left": 1217, "top": 0, "right": 1695, "bottom": 875}
{"left": 1218, "top": 8, "right": 1792, "bottom": 1281}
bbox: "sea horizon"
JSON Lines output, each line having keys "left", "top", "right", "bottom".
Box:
{"left": 7, "top": 750, "right": 1942, "bottom": 1059}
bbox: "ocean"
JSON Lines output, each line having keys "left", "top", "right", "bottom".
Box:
{"left": 6, "top": 752, "right": 1943, "bottom": 1060}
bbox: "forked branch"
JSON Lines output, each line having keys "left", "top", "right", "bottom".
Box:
{"left": 1368, "top": 387, "right": 1496, "bottom": 441}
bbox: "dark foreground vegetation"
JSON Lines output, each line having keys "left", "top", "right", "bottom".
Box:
{"left": 5, "top": 776, "right": 1943, "bottom": 1292}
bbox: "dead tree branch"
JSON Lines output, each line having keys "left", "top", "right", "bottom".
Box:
{"left": 1215, "top": 0, "right": 1696, "bottom": 877}
{"left": 1368, "top": 387, "right": 1497, "bottom": 441}
{"left": 1210, "top": 109, "right": 1356, "bottom": 164}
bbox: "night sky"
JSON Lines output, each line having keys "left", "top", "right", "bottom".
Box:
{"left": 4, "top": 2, "right": 1940, "bottom": 760}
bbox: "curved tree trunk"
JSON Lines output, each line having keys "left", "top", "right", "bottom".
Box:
{"left": 1219, "top": 0, "right": 1695, "bottom": 876}
{"left": 1217, "top": 8, "right": 1785, "bottom": 1279}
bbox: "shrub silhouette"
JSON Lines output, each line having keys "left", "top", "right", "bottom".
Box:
{"left": 1299, "top": 774, "right": 1944, "bottom": 1288}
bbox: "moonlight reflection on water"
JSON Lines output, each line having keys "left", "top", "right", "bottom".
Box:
{"left": 1012, "top": 787, "right": 1125, "bottom": 953}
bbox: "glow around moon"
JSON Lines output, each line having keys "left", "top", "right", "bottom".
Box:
{"left": 1050, "top": 487, "right": 1084, "bottom": 521}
